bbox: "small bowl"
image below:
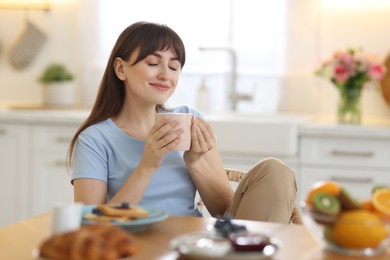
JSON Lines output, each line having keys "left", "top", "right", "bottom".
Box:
{"left": 300, "top": 201, "right": 390, "bottom": 256}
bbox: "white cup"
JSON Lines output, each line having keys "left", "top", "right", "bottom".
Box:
{"left": 51, "top": 203, "right": 83, "bottom": 235}
{"left": 156, "top": 113, "right": 193, "bottom": 151}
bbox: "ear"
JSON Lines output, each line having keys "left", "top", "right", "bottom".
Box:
{"left": 114, "top": 57, "right": 126, "bottom": 81}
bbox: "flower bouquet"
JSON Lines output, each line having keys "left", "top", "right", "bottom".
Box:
{"left": 316, "top": 48, "right": 386, "bottom": 124}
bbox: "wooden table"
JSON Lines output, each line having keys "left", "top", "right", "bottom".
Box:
{"left": 0, "top": 213, "right": 389, "bottom": 260}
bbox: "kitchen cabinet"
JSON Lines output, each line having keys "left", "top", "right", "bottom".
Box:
{"left": 0, "top": 123, "right": 30, "bottom": 227}
{"left": 31, "top": 125, "right": 78, "bottom": 216}
{"left": 298, "top": 123, "right": 390, "bottom": 201}
{"left": 0, "top": 110, "right": 87, "bottom": 226}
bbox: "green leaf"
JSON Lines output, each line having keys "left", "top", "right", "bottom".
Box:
{"left": 38, "top": 63, "right": 74, "bottom": 83}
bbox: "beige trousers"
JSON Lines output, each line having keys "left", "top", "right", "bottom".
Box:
{"left": 225, "top": 157, "right": 297, "bottom": 224}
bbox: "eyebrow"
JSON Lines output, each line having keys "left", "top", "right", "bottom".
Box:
{"left": 151, "top": 52, "right": 180, "bottom": 62}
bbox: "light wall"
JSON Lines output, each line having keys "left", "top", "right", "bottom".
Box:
{"left": 0, "top": 0, "right": 84, "bottom": 106}
{"left": 281, "top": 0, "right": 390, "bottom": 118}
{"left": 319, "top": 0, "right": 390, "bottom": 117}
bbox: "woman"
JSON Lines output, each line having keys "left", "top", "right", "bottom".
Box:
{"left": 68, "top": 21, "right": 298, "bottom": 223}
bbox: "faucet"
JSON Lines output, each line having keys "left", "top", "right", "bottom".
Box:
{"left": 199, "top": 47, "right": 253, "bottom": 111}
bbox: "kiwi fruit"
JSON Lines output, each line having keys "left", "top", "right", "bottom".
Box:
{"left": 312, "top": 192, "right": 341, "bottom": 216}
{"left": 338, "top": 188, "right": 362, "bottom": 210}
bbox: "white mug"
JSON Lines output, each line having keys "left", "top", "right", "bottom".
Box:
{"left": 51, "top": 203, "right": 83, "bottom": 235}
{"left": 156, "top": 113, "right": 193, "bottom": 151}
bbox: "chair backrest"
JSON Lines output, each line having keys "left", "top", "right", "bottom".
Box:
{"left": 225, "top": 168, "right": 245, "bottom": 182}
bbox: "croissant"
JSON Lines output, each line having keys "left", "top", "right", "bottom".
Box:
{"left": 39, "top": 225, "right": 137, "bottom": 260}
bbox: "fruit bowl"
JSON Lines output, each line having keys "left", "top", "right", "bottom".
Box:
{"left": 300, "top": 201, "right": 390, "bottom": 256}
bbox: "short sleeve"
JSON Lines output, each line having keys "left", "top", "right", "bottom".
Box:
{"left": 71, "top": 133, "right": 109, "bottom": 184}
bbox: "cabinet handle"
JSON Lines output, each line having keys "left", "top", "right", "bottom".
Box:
{"left": 56, "top": 137, "right": 72, "bottom": 143}
{"left": 330, "top": 176, "right": 373, "bottom": 184}
{"left": 330, "top": 150, "right": 374, "bottom": 157}
{"left": 0, "top": 128, "right": 5, "bottom": 135}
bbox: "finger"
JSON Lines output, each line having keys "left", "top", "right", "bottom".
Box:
{"left": 193, "top": 117, "right": 215, "bottom": 148}
{"left": 146, "top": 117, "right": 181, "bottom": 155}
{"left": 190, "top": 117, "right": 200, "bottom": 146}
{"left": 153, "top": 119, "right": 181, "bottom": 141}
{"left": 197, "top": 128, "right": 214, "bottom": 153}
{"left": 191, "top": 118, "right": 213, "bottom": 153}
{"left": 195, "top": 121, "right": 207, "bottom": 147}
{"left": 204, "top": 121, "right": 216, "bottom": 142}
{"left": 196, "top": 118, "right": 214, "bottom": 143}
{"left": 153, "top": 115, "right": 169, "bottom": 131}
{"left": 156, "top": 128, "right": 183, "bottom": 150}
{"left": 162, "top": 137, "right": 182, "bottom": 152}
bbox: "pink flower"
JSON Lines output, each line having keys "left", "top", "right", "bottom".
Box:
{"left": 368, "top": 64, "right": 386, "bottom": 80}
{"left": 333, "top": 64, "right": 350, "bottom": 83}
{"left": 335, "top": 52, "right": 354, "bottom": 67}
{"left": 316, "top": 48, "right": 386, "bottom": 88}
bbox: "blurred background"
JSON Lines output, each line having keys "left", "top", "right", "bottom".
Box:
{"left": 0, "top": 0, "right": 389, "bottom": 117}
{"left": 1, "top": 0, "right": 390, "bottom": 227}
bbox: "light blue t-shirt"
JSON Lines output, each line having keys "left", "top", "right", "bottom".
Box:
{"left": 71, "top": 106, "right": 204, "bottom": 217}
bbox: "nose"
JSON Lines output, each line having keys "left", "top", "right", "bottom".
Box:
{"left": 157, "top": 66, "right": 170, "bottom": 81}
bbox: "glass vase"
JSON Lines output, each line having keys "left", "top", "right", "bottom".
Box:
{"left": 337, "top": 86, "right": 362, "bottom": 124}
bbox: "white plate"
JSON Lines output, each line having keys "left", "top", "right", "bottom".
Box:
{"left": 81, "top": 205, "right": 168, "bottom": 232}
{"left": 170, "top": 232, "right": 280, "bottom": 260}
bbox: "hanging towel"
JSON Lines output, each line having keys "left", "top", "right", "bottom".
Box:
{"left": 8, "top": 21, "right": 47, "bottom": 70}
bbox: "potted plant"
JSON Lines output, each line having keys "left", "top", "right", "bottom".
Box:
{"left": 38, "top": 63, "right": 75, "bottom": 106}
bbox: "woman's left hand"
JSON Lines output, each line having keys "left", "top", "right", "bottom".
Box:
{"left": 184, "top": 117, "right": 216, "bottom": 163}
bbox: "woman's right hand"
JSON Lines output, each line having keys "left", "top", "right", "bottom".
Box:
{"left": 139, "top": 116, "right": 183, "bottom": 170}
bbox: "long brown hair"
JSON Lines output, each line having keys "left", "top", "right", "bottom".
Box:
{"left": 67, "top": 21, "right": 186, "bottom": 169}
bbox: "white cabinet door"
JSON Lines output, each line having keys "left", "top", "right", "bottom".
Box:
{"left": 31, "top": 152, "right": 74, "bottom": 216}
{"left": 31, "top": 125, "right": 78, "bottom": 216}
{"left": 298, "top": 132, "right": 390, "bottom": 203}
{"left": 300, "top": 136, "right": 390, "bottom": 168}
{"left": 0, "top": 124, "right": 30, "bottom": 227}
{"left": 299, "top": 167, "right": 390, "bottom": 201}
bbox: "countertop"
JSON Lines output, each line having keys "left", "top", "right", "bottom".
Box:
{"left": 1, "top": 107, "right": 390, "bottom": 138}
{"left": 0, "top": 107, "right": 90, "bottom": 124}
{"left": 299, "top": 115, "right": 390, "bottom": 139}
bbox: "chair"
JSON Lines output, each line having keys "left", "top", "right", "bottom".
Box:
{"left": 197, "top": 168, "right": 303, "bottom": 224}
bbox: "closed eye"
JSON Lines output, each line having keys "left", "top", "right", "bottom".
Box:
{"left": 147, "top": 63, "right": 178, "bottom": 71}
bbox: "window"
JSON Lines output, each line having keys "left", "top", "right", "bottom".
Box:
{"left": 98, "top": 0, "right": 286, "bottom": 73}
{"left": 96, "top": 0, "right": 288, "bottom": 112}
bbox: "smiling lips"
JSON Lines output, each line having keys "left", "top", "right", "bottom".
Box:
{"left": 152, "top": 83, "right": 170, "bottom": 92}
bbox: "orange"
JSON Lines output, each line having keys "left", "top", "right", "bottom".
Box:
{"left": 361, "top": 199, "right": 375, "bottom": 211}
{"left": 332, "top": 210, "right": 388, "bottom": 249}
{"left": 372, "top": 189, "right": 390, "bottom": 216}
{"left": 306, "top": 181, "right": 342, "bottom": 204}
{"left": 373, "top": 210, "right": 390, "bottom": 222}
{"left": 359, "top": 199, "right": 390, "bottom": 221}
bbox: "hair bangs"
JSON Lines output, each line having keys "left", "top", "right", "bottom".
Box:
{"left": 133, "top": 23, "right": 186, "bottom": 68}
